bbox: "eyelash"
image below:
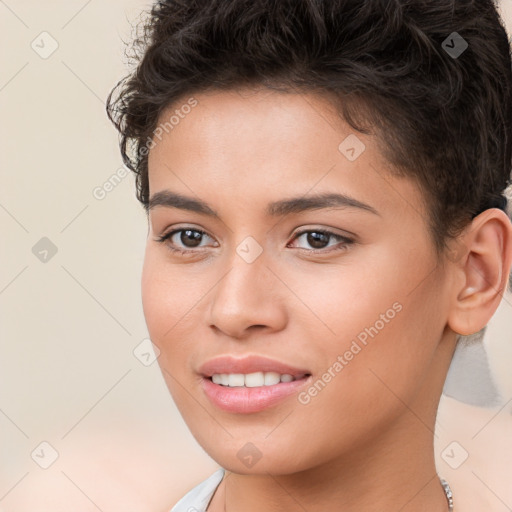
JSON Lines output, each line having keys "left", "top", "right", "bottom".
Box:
{"left": 154, "top": 227, "right": 354, "bottom": 256}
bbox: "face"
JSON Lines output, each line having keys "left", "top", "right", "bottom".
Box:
{"left": 142, "top": 88, "right": 453, "bottom": 474}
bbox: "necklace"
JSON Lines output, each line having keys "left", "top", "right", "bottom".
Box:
{"left": 440, "top": 477, "right": 454, "bottom": 511}
{"left": 220, "top": 475, "right": 454, "bottom": 511}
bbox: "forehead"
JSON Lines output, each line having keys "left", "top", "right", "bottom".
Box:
{"left": 147, "top": 88, "right": 426, "bottom": 223}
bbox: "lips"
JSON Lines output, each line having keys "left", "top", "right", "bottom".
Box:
{"left": 198, "top": 354, "right": 311, "bottom": 378}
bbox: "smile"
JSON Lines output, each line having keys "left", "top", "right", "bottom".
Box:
{"left": 210, "top": 371, "right": 308, "bottom": 387}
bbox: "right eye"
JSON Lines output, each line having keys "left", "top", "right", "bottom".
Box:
{"left": 155, "top": 227, "right": 217, "bottom": 255}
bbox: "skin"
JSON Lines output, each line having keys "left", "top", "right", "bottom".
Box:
{"left": 142, "top": 87, "right": 512, "bottom": 512}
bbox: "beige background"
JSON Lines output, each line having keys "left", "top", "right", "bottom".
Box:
{"left": 0, "top": 1, "right": 511, "bottom": 511}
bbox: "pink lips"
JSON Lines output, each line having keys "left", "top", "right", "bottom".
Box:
{"left": 198, "top": 354, "right": 311, "bottom": 378}
{"left": 198, "top": 355, "right": 312, "bottom": 414}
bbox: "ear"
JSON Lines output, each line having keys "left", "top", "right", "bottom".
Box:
{"left": 447, "top": 208, "right": 512, "bottom": 336}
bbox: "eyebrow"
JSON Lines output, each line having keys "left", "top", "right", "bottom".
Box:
{"left": 147, "top": 190, "right": 380, "bottom": 217}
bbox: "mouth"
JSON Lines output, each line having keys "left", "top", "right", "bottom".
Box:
{"left": 206, "top": 371, "right": 311, "bottom": 387}
{"left": 200, "top": 371, "right": 313, "bottom": 414}
{"left": 198, "top": 354, "right": 311, "bottom": 380}
{"left": 198, "top": 354, "right": 313, "bottom": 413}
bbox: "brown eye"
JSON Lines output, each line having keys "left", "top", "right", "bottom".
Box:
{"left": 290, "top": 229, "right": 354, "bottom": 253}
{"left": 155, "top": 227, "right": 216, "bottom": 255}
{"left": 178, "top": 229, "right": 204, "bottom": 248}
{"left": 304, "top": 231, "right": 330, "bottom": 249}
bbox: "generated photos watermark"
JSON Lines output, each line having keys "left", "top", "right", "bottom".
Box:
{"left": 139, "top": 97, "right": 199, "bottom": 157}
{"left": 298, "top": 301, "right": 403, "bottom": 405}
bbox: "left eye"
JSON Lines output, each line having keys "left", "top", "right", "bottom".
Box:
{"left": 288, "top": 229, "right": 354, "bottom": 252}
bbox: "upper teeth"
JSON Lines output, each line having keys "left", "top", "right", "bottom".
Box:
{"left": 211, "top": 372, "right": 303, "bottom": 387}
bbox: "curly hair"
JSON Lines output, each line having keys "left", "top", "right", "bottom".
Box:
{"left": 106, "top": 0, "right": 512, "bottom": 255}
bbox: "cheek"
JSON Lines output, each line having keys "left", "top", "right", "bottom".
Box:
{"left": 141, "top": 248, "right": 199, "bottom": 340}
{"left": 140, "top": 253, "right": 191, "bottom": 403}
{"left": 141, "top": 250, "right": 188, "bottom": 382}
{"left": 306, "top": 256, "right": 443, "bottom": 400}
{"left": 282, "top": 257, "right": 403, "bottom": 353}
{"left": 141, "top": 250, "right": 167, "bottom": 338}
{"left": 140, "top": 247, "right": 213, "bottom": 389}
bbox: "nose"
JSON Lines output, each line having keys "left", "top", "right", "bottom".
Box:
{"left": 207, "top": 249, "right": 288, "bottom": 339}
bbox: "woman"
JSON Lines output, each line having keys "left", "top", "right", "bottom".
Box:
{"left": 106, "top": 0, "right": 512, "bottom": 510}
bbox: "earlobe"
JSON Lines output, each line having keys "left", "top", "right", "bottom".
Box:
{"left": 447, "top": 208, "right": 512, "bottom": 336}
